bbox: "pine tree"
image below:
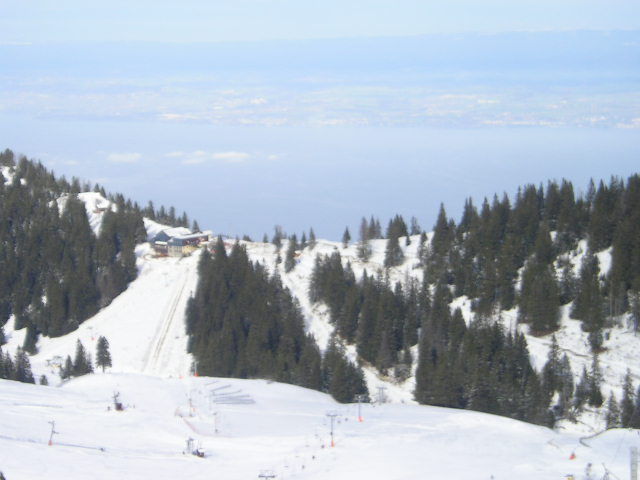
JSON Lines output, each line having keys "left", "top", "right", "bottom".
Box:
{"left": 13, "top": 348, "right": 35, "bottom": 383}
{"left": 272, "top": 225, "right": 284, "bottom": 251}
{"left": 284, "top": 235, "right": 298, "bottom": 273}
{"left": 60, "top": 355, "right": 73, "bottom": 380}
{"left": 630, "top": 290, "right": 640, "bottom": 333}
{"left": 357, "top": 217, "right": 372, "bottom": 261}
{"left": 22, "top": 324, "right": 39, "bottom": 354}
{"left": 571, "top": 252, "right": 605, "bottom": 351}
{"left": 519, "top": 261, "right": 560, "bottom": 334}
{"left": 308, "top": 228, "right": 317, "bottom": 250}
{"left": 574, "top": 366, "right": 589, "bottom": 411}
{"left": 342, "top": 227, "right": 351, "bottom": 248}
{"left": 631, "top": 386, "right": 640, "bottom": 429}
{"left": 323, "top": 339, "right": 368, "bottom": 403}
{"left": 621, "top": 370, "right": 635, "bottom": 427}
{"left": 296, "top": 339, "right": 322, "bottom": 391}
{"left": 587, "top": 353, "right": 603, "bottom": 408}
{"left": 72, "top": 340, "right": 93, "bottom": 376}
{"left": 96, "top": 336, "right": 112, "bottom": 372}
{"left": 1, "top": 350, "right": 15, "bottom": 380}
{"left": 410, "top": 216, "right": 421, "bottom": 236}
{"left": 558, "top": 260, "right": 577, "bottom": 305}
{"left": 542, "top": 335, "right": 560, "bottom": 400}
{"left": 384, "top": 233, "right": 404, "bottom": 268}
{"left": 605, "top": 393, "right": 621, "bottom": 429}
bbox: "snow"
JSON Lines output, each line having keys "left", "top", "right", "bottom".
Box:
{"left": 1, "top": 165, "right": 25, "bottom": 186}
{"left": 3, "top": 245, "right": 199, "bottom": 383}
{"left": 143, "top": 218, "right": 191, "bottom": 242}
{"left": 1, "top": 373, "right": 638, "bottom": 480}
{"left": 239, "top": 235, "right": 640, "bottom": 432}
{"left": 2, "top": 207, "right": 640, "bottom": 478}
{"left": 55, "top": 192, "right": 115, "bottom": 236}
{"left": 2, "top": 222, "right": 637, "bottom": 429}
{"left": 1, "top": 166, "right": 13, "bottom": 184}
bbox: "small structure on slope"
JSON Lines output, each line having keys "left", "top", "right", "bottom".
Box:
{"left": 152, "top": 230, "right": 211, "bottom": 257}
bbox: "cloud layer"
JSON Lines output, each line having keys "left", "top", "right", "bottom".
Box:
{"left": 165, "top": 150, "right": 253, "bottom": 165}
{"left": 107, "top": 152, "right": 142, "bottom": 163}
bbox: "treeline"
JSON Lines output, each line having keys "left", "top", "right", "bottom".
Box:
{"left": 309, "top": 251, "right": 550, "bottom": 423}
{"left": 0, "top": 346, "right": 35, "bottom": 384}
{"left": 0, "top": 150, "right": 142, "bottom": 347}
{"left": 348, "top": 176, "right": 640, "bottom": 347}
{"left": 60, "top": 338, "right": 112, "bottom": 380}
{"left": 307, "top": 174, "right": 640, "bottom": 425}
{"left": 605, "top": 369, "right": 640, "bottom": 429}
{"left": 142, "top": 201, "right": 199, "bottom": 232}
{"left": 418, "top": 176, "right": 640, "bottom": 349}
{"left": 0, "top": 149, "right": 189, "bottom": 350}
{"left": 186, "top": 238, "right": 368, "bottom": 402}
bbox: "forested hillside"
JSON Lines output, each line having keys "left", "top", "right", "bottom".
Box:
{"left": 3, "top": 147, "right": 639, "bottom": 429}
{"left": 191, "top": 175, "right": 638, "bottom": 427}
{"left": 186, "top": 237, "right": 369, "bottom": 402}
{"left": 302, "top": 175, "right": 640, "bottom": 426}
{"left": 0, "top": 150, "right": 192, "bottom": 355}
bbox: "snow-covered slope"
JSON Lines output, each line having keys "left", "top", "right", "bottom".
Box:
{"left": 240, "top": 236, "right": 640, "bottom": 433}
{"left": 2, "top": 373, "right": 638, "bottom": 480}
{"left": 1, "top": 165, "right": 13, "bottom": 184}
{"left": 56, "top": 192, "right": 114, "bottom": 236}
{"left": 3, "top": 220, "right": 638, "bottom": 432}
{"left": 0, "top": 198, "right": 639, "bottom": 477}
{"left": 4, "top": 243, "right": 198, "bottom": 383}
{"left": 242, "top": 238, "right": 424, "bottom": 405}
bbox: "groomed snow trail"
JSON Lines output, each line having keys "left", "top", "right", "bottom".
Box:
{"left": 143, "top": 261, "right": 194, "bottom": 376}
{"left": 3, "top": 245, "right": 199, "bottom": 382}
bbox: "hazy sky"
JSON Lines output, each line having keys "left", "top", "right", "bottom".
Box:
{"left": 1, "top": 2, "right": 638, "bottom": 239}
{"left": 2, "top": 1, "right": 639, "bottom": 43}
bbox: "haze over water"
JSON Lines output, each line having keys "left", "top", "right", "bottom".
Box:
{"left": 1, "top": 2, "right": 638, "bottom": 238}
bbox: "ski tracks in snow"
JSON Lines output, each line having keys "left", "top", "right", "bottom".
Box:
{"left": 142, "top": 262, "right": 192, "bottom": 376}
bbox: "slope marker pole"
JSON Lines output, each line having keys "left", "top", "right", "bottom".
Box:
{"left": 326, "top": 411, "right": 338, "bottom": 447}
{"left": 48, "top": 420, "right": 59, "bottom": 446}
{"left": 356, "top": 394, "right": 366, "bottom": 422}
